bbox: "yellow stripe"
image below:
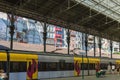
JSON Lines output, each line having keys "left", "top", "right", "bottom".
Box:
{"left": 116, "top": 60, "right": 120, "bottom": 64}
{"left": 74, "top": 57, "right": 100, "bottom": 63}
{"left": 0, "top": 52, "right": 38, "bottom": 61}
{"left": 0, "top": 52, "right": 7, "bottom": 61}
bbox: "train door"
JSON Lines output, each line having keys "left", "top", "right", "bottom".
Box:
{"left": 74, "top": 58, "right": 81, "bottom": 76}
{"left": 27, "top": 59, "right": 38, "bottom": 80}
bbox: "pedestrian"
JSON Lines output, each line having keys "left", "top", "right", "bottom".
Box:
{"left": 0, "top": 69, "right": 7, "bottom": 80}
{"left": 117, "top": 66, "right": 120, "bottom": 75}
{"left": 107, "top": 65, "right": 111, "bottom": 74}
{"left": 111, "top": 65, "right": 115, "bottom": 74}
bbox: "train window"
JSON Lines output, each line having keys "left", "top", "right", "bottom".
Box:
{"left": 89, "top": 63, "right": 95, "bottom": 70}
{"left": 38, "top": 62, "right": 74, "bottom": 71}
{"left": 10, "top": 61, "right": 27, "bottom": 72}
{"left": 46, "top": 62, "right": 58, "bottom": 71}
{"left": 81, "top": 63, "right": 88, "bottom": 70}
{"left": 81, "top": 63, "right": 95, "bottom": 70}
{"left": 81, "top": 63, "right": 96, "bottom": 70}
{"left": 38, "top": 62, "right": 58, "bottom": 71}
{"left": 38, "top": 62, "right": 47, "bottom": 71}
{"left": 69, "top": 63, "right": 74, "bottom": 70}
{"left": 59, "top": 60, "right": 65, "bottom": 70}
{"left": 66, "top": 63, "right": 74, "bottom": 70}
{"left": 100, "top": 63, "right": 108, "bottom": 70}
{"left": 0, "top": 61, "right": 6, "bottom": 72}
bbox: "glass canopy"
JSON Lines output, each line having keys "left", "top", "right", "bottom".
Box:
{"left": 75, "top": 0, "right": 120, "bottom": 22}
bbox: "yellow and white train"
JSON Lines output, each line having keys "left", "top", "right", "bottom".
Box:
{"left": 0, "top": 50, "right": 120, "bottom": 80}
{"left": 0, "top": 51, "right": 38, "bottom": 80}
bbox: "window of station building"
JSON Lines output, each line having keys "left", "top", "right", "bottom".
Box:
{"left": 114, "top": 48, "right": 118, "bottom": 52}
{"left": 51, "top": 34, "right": 54, "bottom": 38}
{"left": 47, "top": 26, "right": 50, "bottom": 32}
{"left": 57, "top": 39, "right": 62, "bottom": 43}
{"left": 46, "top": 39, "right": 54, "bottom": 44}
{"left": 50, "top": 26, "right": 54, "bottom": 32}
{"left": 47, "top": 33, "right": 54, "bottom": 38}
{"left": 47, "top": 33, "right": 49, "bottom": 38}
{"left": 56, "top": 31, "right": 62, "bottom": 34}
{"left": 10, "top": 61, "right": 27, "bottom": 72}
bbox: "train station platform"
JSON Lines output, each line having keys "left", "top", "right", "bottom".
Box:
{"left": 44, "top": 74, "right": 120, "bottom": 80}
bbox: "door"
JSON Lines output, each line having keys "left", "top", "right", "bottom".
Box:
{"left": 27, "top": 59, "right": 38, "bottom": 80}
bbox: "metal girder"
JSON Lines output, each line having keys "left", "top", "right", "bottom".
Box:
{"left": 17, "top": 0, "right": 31, "bottom": 9}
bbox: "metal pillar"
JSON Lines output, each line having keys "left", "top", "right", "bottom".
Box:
{"left": 82, "top": 33, "right": 84, "bottom": 50}
{"left": 6, "top": 50, "right": 10, "bottom": 80}
{"left": 9, "top": 13, "right": 15, "bottom": 50}
{"left": 85, "top": 33, "right": 88, "bottom": 57}
{"left": 93, "top": 36, "right": 96, "bottom": 57}
{"left": 98, "top": 37, "right": 101, "bottom": 58}
{"left": 119, "top": 42, "right": 120, "bottom": 52}
{"left": 110, "top": 40, "right": 113, "bottom": 59}
{"left": 43, "top": 21, "right": 47, "bottom": 53}
{"left": 82, "top": 54, "right": 84, "bottom": 79}
{"left": 67, "top": 29, "right": 70, "bottom": 55}
{"left": 85, "top": 33, "right": 89, "bottom": 76}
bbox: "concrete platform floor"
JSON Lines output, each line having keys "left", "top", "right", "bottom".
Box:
{"left": 43, "top": 74, "right": 120, "bottom": 80}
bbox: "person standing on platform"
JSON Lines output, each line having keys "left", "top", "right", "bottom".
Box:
{"left": 117, "top": 66, "right": 120, "bottom": 75}
{"left": 107, "top": 64, "right": 111, "bottom": 74}
{"left": 0, "top": 69, "right": 7, "bottom": 80}
{"left": 111, "top": 65, "right": 115, "bottom": 74}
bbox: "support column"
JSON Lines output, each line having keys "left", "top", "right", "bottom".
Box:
{"left": 82, "top": 33, "right": 84, "bottom": 50}
{"left": 8, "top": 12, "right": 15, "bottom": 50}
{"left": 94, "top": 36, "right": 96, "bottom": 57}
{"left": 43, "top": 21, "right": 47, "bottom": 53}
{"left": 67, "top": 29, "right": 70, "bottom": 55}
{"left": 85, "top": 33, "right": 89, "bottom": 76}
{"left": 110, "top": 40, "right": 113, "bottom": 59}
{"left": 82, "top": 54, "right": 84, "bottom": 79}
{"left": 99, "top": 37, "right": 101, "bottom": 58}
{"left": 85, "top": 33, "right": 88, "bottom": 57}
{"left": 119, "top": 42, "right": 120, "bottom": 52}
{"left": 6, "top": 50, "right": 10, "bottom": 80}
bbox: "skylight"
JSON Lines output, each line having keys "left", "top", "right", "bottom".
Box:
{"left": 75, "top": 0, "right": 120, "bottom": 22}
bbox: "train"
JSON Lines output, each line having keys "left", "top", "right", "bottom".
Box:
{"left": 0, "top": 50, "right": 120, "bottom": 80}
